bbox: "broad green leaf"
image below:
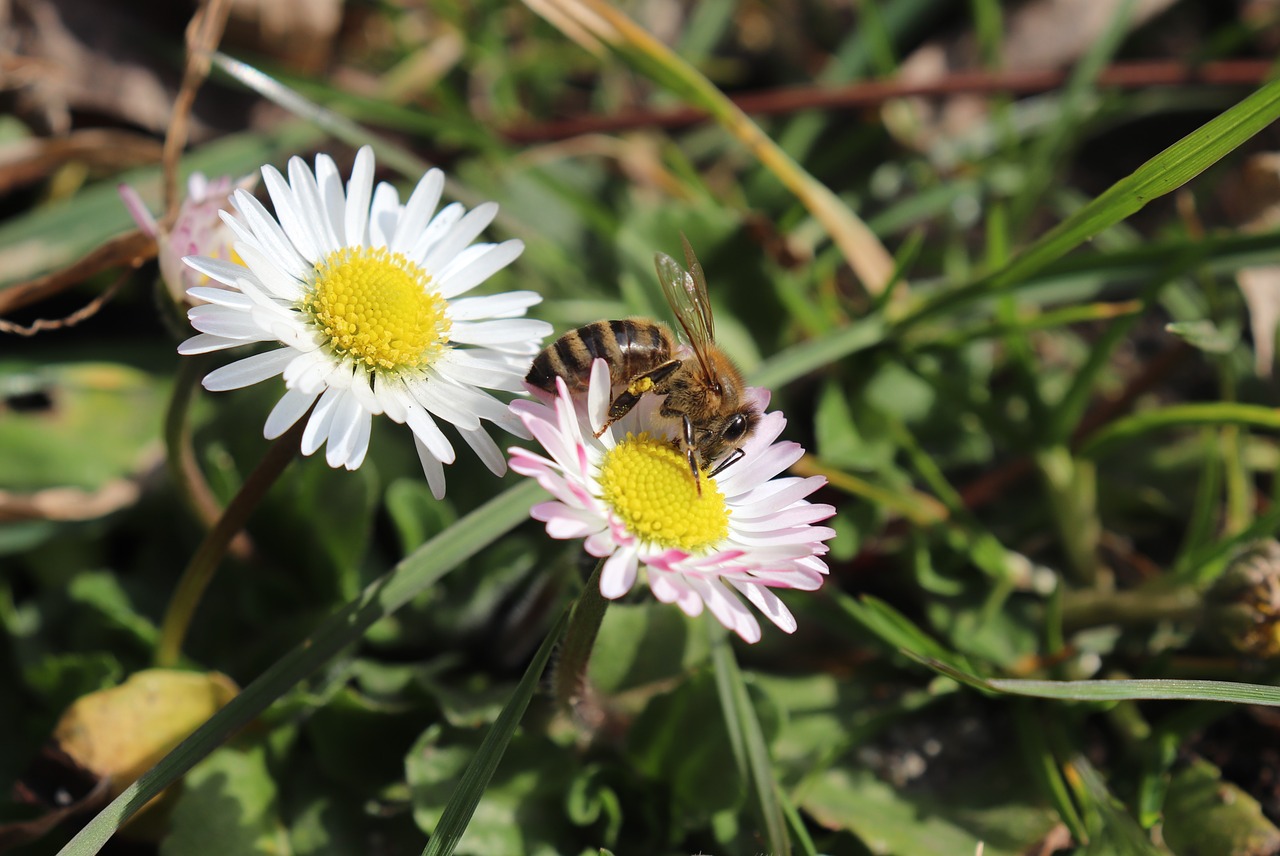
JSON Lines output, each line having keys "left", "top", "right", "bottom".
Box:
{"left": 1161, "top": 757, "right": 1280, "bottom": 854}
{"left": 161, "top": 744, "right": 284, "bottom": 856}
{"left": 587, "top": 602, "right": 710, "bottom": 695}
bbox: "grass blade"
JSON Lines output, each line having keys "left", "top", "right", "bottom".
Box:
{"left": 909, "top": 653, "right": 1280, "bottom": 705}
{"left": 1080, "top": 402, "right": 1280, "bottom": 458}
{"left": 421, "top": 606, "right": 570, "bottom": 856}
{"left": 711, "top": 632, "right": 790, "bottom": 856}
{"left": 56, "top": 479, "right": 544, "bottom": 856}
{"left": 902, "top": 77, "right": 1280, "bottom": 329}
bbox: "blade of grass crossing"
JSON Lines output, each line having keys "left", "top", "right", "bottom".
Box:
{"left": 899, "top": 77, "right": 1280, "bottom": 330}
{"left": 422, "top": 606, "right": 570, "bottom": 856}
{"left": 711, "top": 632, "right": 790, "bottom": 856}
{"left": 57, "top": 480, "right": 545, "bottom": 856}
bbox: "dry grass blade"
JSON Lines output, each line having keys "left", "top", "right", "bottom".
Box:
{"left": 0, "top": 229, "right": 154, "bottom": 316}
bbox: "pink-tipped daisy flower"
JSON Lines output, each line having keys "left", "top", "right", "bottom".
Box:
{"left": 119, "top": 172, "right": 256, "bottom": 304}
{"left": 176, "top": 146, "right": 551, "bottom": 496}
{"left": 509, "top": 359, "right": 835, "bottom": 642}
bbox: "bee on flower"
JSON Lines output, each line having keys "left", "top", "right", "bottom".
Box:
{"left": 509, "top": 358, "right": 835, "bottom": 643}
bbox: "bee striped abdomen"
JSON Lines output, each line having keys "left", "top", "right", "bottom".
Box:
{"left": 526, "top": 319, "right": 673, "bottom": 392}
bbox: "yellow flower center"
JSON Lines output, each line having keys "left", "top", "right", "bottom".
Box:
{"left": 597, "top": 432, "right": 729, "bottom": 553}
{"left": 301, "top": 246, "right": 450, "bottom": 372}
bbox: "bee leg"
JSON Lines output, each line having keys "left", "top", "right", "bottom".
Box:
{"left": 593, "top": 359, "right": 682, "bottom": 438}
{"left": 681, "top": 414, "right": 703, "bottom": 496}
{"left": 708, "top": 447, "right": 744, "bottom": 478}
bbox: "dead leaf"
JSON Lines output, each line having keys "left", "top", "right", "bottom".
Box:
{"left": 54, "top": 669, "right": 240, "bottom": 807}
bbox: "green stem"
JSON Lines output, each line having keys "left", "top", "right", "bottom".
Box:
{"left": 154, "top": 422, "right": 304, "bottom": 668}
{"left": 164, "top": 357, "right": 251, "bottom": 560}
{"left": 552, "top": 558, "right": 609, "bottom": 713}
{"left": 1060, "top": 585, "right": 1203, "bottom": 633}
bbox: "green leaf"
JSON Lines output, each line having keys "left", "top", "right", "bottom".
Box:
{"left": 161, "top": 744, "right": 284, "bottom": 856}
{"left": 56, "top": 479, "right": 544, "bottom": 856}
{"left": 801, "top": 764, "right": 1059, "bottom": 856}
{"left": 587, "top": 602, "right": 710, "bottom": 695}
{"left": 1165, "top": 319, "right": 1240, "bottom": 354}
{"left": 1161, "top": 757, "right": 1280, "bottom": 855}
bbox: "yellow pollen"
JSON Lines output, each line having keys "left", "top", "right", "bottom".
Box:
{"left": 597, "top": 432, "right": 729, "bottom": 553}
{"left": 301, "top": 246, "right": 450, "bottom": 372}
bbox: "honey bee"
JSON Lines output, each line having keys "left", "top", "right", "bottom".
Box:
{"left": 526, "top": 237, "right": 760, "bottom": 491}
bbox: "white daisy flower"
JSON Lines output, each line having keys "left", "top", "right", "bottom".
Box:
{"left": 176, "top": 146, "right": 551, "bottom": 497}
{"left": 508, "top": 359, "right": 835, "bottom": 642}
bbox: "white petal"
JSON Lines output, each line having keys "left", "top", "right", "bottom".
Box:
{"left": 600, "top": 546, "right": 638, "bottom": 598}
{"left": 264, "top": 387, "right": 319, "bottom": 439}
{"left": 325, "top": 391, "right": 367, "bottom": 468}
{"left": 301, "top": 386, "right": 343, "bottom": 456}
{"left": 231, "top": 188, "right": 309, "bottom": 279}
{"left": 404, "top": 400, "right": 456, "bottom": 464}
{"left": 263, "top": 164, "right": 320, "bottom": 263}
{"left": 202, "top": 348, "right": 296, "bottom": 391}
{"left": 289, "top": 155, "right": 339, "bottom": 255}
{"left": 178, "top": 332, "right": 244, "bottom": 354}
{"left": 183, "top": 256, "right": 249, "bottom": 288}
{"left": 235, "top": 239, "right": 306, "bottom": 302}
{"left": 458, "top": 425, "right": 506, "bottom": 476}
{"left": 410, "top": 202, "right": 464, "bottom": 261}
{"left": 449, "top": 318, "right": 552, "bottom": 346}
{"left": 188, "top": 305, "right": 268, "bottom": 340}
{"left": 390, "top": 169, "right": 444, "bottom": 255}
{"left": 435, "top": 240, "right": 523, "bottom": 299}
{"left": 314, "top": 153, "right": 347, "bottom": 246}
{"left": 369, "top": 182, "right": 400, "bottom": 249}
{"left": 406, "top": 378, "right": 480, "bottom": 431}
{"left": 445, "top": 291, "right": 541, "bottom": 321}
{"left": 588, "top": 358, "right": 611, "bottom": 435}
{"left": 421, "top": 202, "right": 499, "bottom": 271}
{"left": 734, "top": 582, "right": 797, "bottom": 634}
{"left": 414, "top": 435, "right": 447, "bottom": 499}
{"left": 344, "top": 146, "right": 375, "bottom": 247}
{"left": 186, "top": 285, "right": 252, "bottom": 309}
{"left": 347, "top": 407, "right": 373, "bottom": 469}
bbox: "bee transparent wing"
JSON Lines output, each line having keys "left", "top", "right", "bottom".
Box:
{"left": 654, "top": 237, "right": 717, "bottom": 381}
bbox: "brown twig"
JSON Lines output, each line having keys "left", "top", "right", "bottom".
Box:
{"left": 501, "top": 58, "right": 1278, "bottom": 143}
{"left": 161, "top": 0, "right": 232, "bottom": 225}
{"left": 0, "top": 268, "right": 131, "bottom": 336}
{"left": 0, "top": 229, "right": 155, "bottom": 317}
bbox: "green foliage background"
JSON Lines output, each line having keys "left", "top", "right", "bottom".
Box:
{"left": 4, "top": 1, "right": 1280, "bottom": 854}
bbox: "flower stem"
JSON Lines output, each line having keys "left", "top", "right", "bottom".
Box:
{"left": 1060, "top": 585, "right": 1202, "bottom": 633}
{"left": 154, "top": 422, "right": 304, "bottom": 668}
{"left": 552, "top": 558, "right": 608, "bottom": 713}
{"left": 164, "top": 356, "right": 251, "bottom": 560}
